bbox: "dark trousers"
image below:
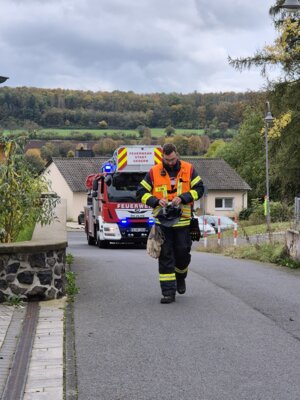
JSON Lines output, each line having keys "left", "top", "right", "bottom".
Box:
{"left": 158, "top": 225, "right": 192, "bottom": 296}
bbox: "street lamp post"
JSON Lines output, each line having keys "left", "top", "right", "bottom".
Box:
{"left": 0, "top": 76, "right": 9, "bottom": 84}
{"left": 281, "top": 0, "right": 300, "bottom": 10}
{"left": 264, "top": 101, "right": 274, "bottom": 233}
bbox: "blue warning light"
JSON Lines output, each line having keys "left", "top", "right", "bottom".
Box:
{"left": 101, "top": 161, "right": 116, "bottom": 173}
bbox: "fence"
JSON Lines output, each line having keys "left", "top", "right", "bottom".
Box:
{"left": 198, "top": 231, "right": 286, "bottom": 249}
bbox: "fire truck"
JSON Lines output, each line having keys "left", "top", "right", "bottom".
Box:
{"left": 84, "top": 145, "right": 162, "bottom": 248}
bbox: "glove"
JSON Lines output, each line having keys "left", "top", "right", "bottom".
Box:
{"left": 190, "top": 217, "right": 201, "bottom": 241}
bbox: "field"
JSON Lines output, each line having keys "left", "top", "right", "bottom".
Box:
{"left": 2, "top": 127, "right": 237, "bottom": 139}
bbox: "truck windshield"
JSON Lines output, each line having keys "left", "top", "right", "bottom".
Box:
{"left": 107, "top": 172, "right": 145, "bottom": 202}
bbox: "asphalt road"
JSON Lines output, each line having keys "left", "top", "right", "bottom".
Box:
{"left": 68, "top": 231, "right": 300, "bottom": 400}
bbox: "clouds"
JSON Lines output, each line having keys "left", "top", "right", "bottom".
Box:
{"left": 0, "top": 0, "right": 279, "bottom": 93}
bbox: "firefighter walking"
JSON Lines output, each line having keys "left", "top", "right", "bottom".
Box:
{"left": 137, "top": 143, "right": 204, "bottom": 304}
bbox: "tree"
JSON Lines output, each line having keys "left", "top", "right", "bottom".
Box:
{"left": 92, "top": 142, "right": 102, "bottom": 155}
{"left": 102, "top": 138, "right": 119, "bottom": 154}
{"left": 216, "top": 109, "right": 266, "bottom": 200}
{"left": 136, "top": 125, "right": 146, "bottom": 138}
{"left": 58, "top": 142, "right": 74, "bottom": 157}
{"left": 76, "top": 143, "right": 85, "bottom": 150}
{"left": 40, "top": 142, "right": 59, "bottom": 162}
{"left": 0, "top": 140, "right": 59, "bottom": 243}
{"left": 173, "top": 135, "right": 189, "bottom": 155}
{"left": 143, "top": 127, "right": 152, "bottom": 140}
{"left": 268, "top": 84, "right": 300, "bottom": 201}
{"left": 229, "top": 5, "right": 300, "bottom": 81}
{"left": 98, "top": 120, "right": 108, "bottom": 129}
{"left": 170, "top": 104, "right": 184, "bottom": 126}
{"left": 25, "top": 148, "right": 45, "bottom": 174}
{"left": 219, "top": 122, "right": 229, "bottom": 135}
{"left": 199, "top": 135, "right": 211, "bottom": 153}
{"left": 138, "top": 137, "right": 152, "bottom": 145}
{"left": 227, "top": 2, "right": 300, "bottom": 202}
{"left": 67, "top": 150, "right": 75, "bottom": 157}
{"left": 164, "top": 125, "right": 175, "bottom": 137}
{"left": 157, "top": 136, "right": 166, "bottom": 147}
{"left": 187, "top": 136, "right": 203, "bottom": 155}
{"left": 92, "top": 138, "right": 118, "bottom": 155}
{"left": 205, "top": 139, "right": 226, "bottom": 158}
{"left": 197, "top": 106, "right": 207, "bottom": 128}
{"left": 23, "top": 120, "right": 41, "bottom": 137}
{"left": 0, "top": 86, "right": 265, "bottom": 132}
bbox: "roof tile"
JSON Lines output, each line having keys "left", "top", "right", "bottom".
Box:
{"left": 51, "top": 157, "right": 107, "bottom": 192}
{"left": 182, "top": 157, "right": 251, "bottom": 190}
{"left": 49, "top": 156, "right": 251, "bottom": 192}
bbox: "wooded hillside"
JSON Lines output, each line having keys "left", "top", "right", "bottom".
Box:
{"left": 0, "top": 87, "right": 266, "bottom": 130}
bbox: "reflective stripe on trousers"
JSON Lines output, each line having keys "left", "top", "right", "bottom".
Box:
{"left": 158, "top": 225, "right": 192, "bottom": 296}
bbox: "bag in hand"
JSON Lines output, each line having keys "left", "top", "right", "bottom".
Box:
{"left": 190, "top": 217, "right": 201, "bottom": 241}
{"left": 147, "top": 225, "right": 165, "bottom": 258}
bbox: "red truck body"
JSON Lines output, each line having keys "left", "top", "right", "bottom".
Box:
{"left": 84, "top": 145, "right": 162, "bottom": 247}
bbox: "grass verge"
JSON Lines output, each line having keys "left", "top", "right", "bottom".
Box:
{"left": 219, "top": 221, "right": 291, "bottom": 239}
{"left": 198, "top": 242, "right": 300, "bottom": 269}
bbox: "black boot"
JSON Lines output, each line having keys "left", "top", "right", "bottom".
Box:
{"left": 160, "top": 294, "right": 176, "bottom": 304}
{"left": 177, "top": 279, "right": 186, "bottom": 294}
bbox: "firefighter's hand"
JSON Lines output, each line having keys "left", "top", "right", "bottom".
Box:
{"left": 159, "top": 198, "right": 168, "bottom": 207}
{"left": 172, "top": 197, "right": 182, "bottom": 206}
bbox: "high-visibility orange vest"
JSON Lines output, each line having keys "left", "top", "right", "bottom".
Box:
{"left": 151, "top": 160, "right": 193, "bottom": 222}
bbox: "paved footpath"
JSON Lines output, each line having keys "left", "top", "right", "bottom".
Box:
{"left": 0, "top": 298, "right": 65, "bottom": 400}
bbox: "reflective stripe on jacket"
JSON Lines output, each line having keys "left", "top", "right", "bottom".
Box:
{"left": 151, "top": 161, "right": 193, "bottom": 226}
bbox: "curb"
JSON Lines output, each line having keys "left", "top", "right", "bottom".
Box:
{"left": 64, "top": 300, "right": 78, "bottom": 400}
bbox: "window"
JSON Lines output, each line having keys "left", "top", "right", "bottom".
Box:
{"left": 215, "top": 197, "right": 233, "bottom": 210}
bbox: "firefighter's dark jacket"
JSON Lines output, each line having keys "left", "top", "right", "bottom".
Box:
{"left": 137, "top": 160, "right": 204, "bottom": 225}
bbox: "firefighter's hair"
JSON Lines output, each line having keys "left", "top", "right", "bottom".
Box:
{"left": 162, "top": 143, "right": 177, "bottom": 155}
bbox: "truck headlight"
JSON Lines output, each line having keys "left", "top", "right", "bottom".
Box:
{"left": 103, "top": 224, "right": 120, "bottom": 236}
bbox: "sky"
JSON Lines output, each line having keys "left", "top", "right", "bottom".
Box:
{"left": 0, "top": 0, "right": 281, "bottom": 94}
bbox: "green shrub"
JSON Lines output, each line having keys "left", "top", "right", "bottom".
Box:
{"left": 0, "top": 139, "right": 60, "bottom": 243}
{"left": 246, "top": 198, "right": 262, "bottom": 224}
{"left": 239, "top": 207, "right": 253, "bottom": 220}
{"left": 248, "top": 198, "right": 293, "bottom": 225}
{"left": 270, "top": 202, "right": 293, "bottom": 222}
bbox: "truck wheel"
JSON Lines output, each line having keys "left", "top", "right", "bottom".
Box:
{"left": 87, "top": 234, "right": 95, "bottom": 246}
{"left": 97, "top": 238, "right": 108, "bottom": 248}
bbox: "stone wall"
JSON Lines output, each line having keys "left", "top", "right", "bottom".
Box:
{"left": 0, "top": 200, "right": 68, "bottom": 302}
{"left": 286, "top": 229, "right": 300, "bottom": 261}
{"left": 0, "top": 245, "right": 66, "bottom": 302}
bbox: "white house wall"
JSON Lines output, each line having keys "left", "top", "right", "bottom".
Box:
{"left": 73, "top": 193, "right": 87, "bottom": 221}
{"left": 43, "top": 164, "right": 74, "bottom": 220}
{"left": 203, "top": 190, "right": 248, "bottom": 217}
